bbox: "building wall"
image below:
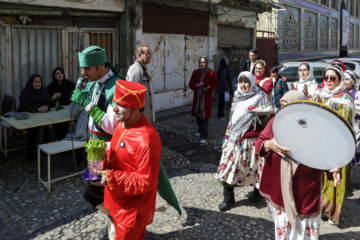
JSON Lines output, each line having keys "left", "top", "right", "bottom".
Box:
{"left": 0, "top": 0, "right": 125, "bottom": 12}
{"left": 258, "top": 0, "right": 360, "bottom": 62}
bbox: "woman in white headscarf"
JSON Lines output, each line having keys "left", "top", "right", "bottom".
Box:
{"left": 344, "top": 70, "right": 360, "bottom": 165}
{"left": 290, "top": 62, "right": 318, "bottom": 98}
{"left": 313, "top": 65, "right": 354, "bottom": 226}
{"left": 215, "top": 71, "right": 271, "bottom": 211}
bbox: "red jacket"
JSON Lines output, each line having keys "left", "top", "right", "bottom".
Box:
{"left": 103, "top": 115, "right": 161, "bottom": 227}
{"left": 254, "top": 118, "right": 322, "bottom": 218}
{"left": 189, "top": 69, "right": 218, "bottom": 119}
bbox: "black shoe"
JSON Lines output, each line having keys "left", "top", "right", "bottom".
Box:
{"left": 248, "top": 189, "right": 262, "bottom": 203}
{"left": 98, "top": 224, "right": 109, "bottom": 240}
{"left": 321, "top": 215, "right": 329, "bottom": 222}
{"left": 218, "top": 200, "right": 235, "bottom": 212}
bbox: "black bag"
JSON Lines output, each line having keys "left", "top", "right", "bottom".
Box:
{"left": 1, "top": 94, "right": 16, "bottom": 115}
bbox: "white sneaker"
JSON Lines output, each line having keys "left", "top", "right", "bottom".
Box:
{"left": 328, "top": 219, "right": 336, "bottom": 226}
{"left": 195, "top": 132, "right": 200, "bottom": 137}
{"left": 200, "top": 139, "right": 207, "bottom": 144}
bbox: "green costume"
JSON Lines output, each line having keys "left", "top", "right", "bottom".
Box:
{"left": 74, "top": 46, "right": 181, "bottom": 216}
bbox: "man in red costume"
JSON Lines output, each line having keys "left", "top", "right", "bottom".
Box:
{"left": 93, "top": 80, "right": 161, "bottom": 240}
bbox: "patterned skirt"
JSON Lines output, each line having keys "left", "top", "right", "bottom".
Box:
{"left": 267, "top": 199, "right": 321, "bottom": 240}
{"left": 215, "top": 138, "right": 261, "bottom": 187}
{"left": 321, "top": 163, "right": 351, "bottom": 224}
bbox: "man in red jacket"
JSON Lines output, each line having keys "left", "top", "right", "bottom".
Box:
{"left": 93, "top": 80, "right": 161, "bottom": 240}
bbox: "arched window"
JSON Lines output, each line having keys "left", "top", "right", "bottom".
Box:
{"left": 304, "top": 17, "right": 317, "bottom": 50}
{"left": 282, "top": 11, "right": 299, "bottom": 50}
{"left": 330, "top": 21, "right": 337, "bottom": 49}
{"left": 320, "top": 20, "right": 328, "bottom": 49}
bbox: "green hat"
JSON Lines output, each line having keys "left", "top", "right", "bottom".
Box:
{"left": 78, "top": 46, "right": 108, "bottom": 67}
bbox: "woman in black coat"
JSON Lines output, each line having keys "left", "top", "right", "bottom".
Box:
{"left": 18, "top": 74, "right": 50, "bottom": 161}
{"left": 47, "top": 67, "right": 75, "bottom": 140}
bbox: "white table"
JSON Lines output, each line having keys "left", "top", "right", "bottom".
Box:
{"left": 38, "top": 140, "right": 86, "bottom": 193}
{"left": 0, "top": 105, "right": 77, "bottom": 158}
{"left": 1, "top": 105, "right": 75, "bottom": 130}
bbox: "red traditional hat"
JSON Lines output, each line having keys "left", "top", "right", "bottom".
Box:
{"left": 113, "top": 80, "right": 147, "bottom": 109}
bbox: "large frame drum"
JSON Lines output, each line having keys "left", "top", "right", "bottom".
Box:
{"left": 273, "top": 100, "right": 355, "bottom": 170}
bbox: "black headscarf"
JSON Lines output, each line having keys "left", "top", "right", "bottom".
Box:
{"left": 218, "top": 58, "right": 231, "bottom": 78}
{"left": 51, "top": 67, "right": 66, "bottom": 85}
{"left": 19, "top": 74, "right": 50, "bottom": 109}
{"left": 47, "top": 67, "right": 75, "bottom": 106}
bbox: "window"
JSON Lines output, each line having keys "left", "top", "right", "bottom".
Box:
{"left": 282, "top": 11, "right": 299, "bottom": 50}
{"left": 313, "top": 67, "right": 327, "bottom": 84}
{"left": 330, "top": 21, "right": 337, "bottom": 49}
{"left": 279, "top": 67, "right": 299, "bottom": 82}
{"left": 321, "top": 0, "right": 329, "bottom": 6}
{"left": 351, "top": 0, "right": 355, "bottom": 15}
{"left": 357, "top": 0, "right": 360, "bottom": 18}
{"left": 332, "top": 0, "right": 338, "bottom": 10}
{"left": 304, "top": 17, "right": 317, "bottom": 50}
{"left": 320, "top": 20, "right": 328, "bottom": 49}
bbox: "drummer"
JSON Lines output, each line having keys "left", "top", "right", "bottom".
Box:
{"left": 215, "top": 71, "right": 271, "bottom": 212}
{"left": 313, "top": 65, "right": 355, "bottom": 226}
{"left": 254, "top": 91, "right": 341, "bottom": 240}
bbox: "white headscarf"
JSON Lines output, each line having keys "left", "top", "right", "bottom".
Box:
{"left": 298, "top": 62, "right": 315, "bottom": 83}
{"left": 319, "top": 65, "right": 345, "bottom": 99}
{"left": 229, "top": 71, "right": 269, "bottom": 141}
{"left": 344, "top": 70, "right": 358, "bottom": 87}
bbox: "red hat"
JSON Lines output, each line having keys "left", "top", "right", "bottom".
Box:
{"left": 113, "top": 80, "right": 147, "bottom": 109}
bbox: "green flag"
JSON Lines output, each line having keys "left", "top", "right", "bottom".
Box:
{"left": 157, "top": 162, "right": 182, "bottom": 216}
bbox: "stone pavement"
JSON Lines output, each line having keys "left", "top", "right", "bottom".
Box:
{"left": 1, "top": 104, "right": 360, "bottom": 240}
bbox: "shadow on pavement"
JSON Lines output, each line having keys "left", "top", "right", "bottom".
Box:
{"left": 145, "top": 206, "right": 275, "bottom": 240}
{"left": 0, "top": 152, "right": 97, "bottom": 239}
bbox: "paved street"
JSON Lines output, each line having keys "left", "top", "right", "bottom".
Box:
{"left": 1, "top": 104, "right": 360, "bottom": 240}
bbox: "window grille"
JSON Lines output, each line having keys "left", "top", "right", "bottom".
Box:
{"left": 330, "top": 21, "right": 337, "bottom": 49}
{"left": 304, "top": 17, "right": 317, "bottom": 50}
{"left": 320, "top": 20, "right": 328, "bottom": 49}
{"left": 282, "top": 12, "right": 299, "bottom": 50}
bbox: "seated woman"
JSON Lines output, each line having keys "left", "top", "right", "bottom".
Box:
{"left": 313, "top": 65, "right": 354, "bottom": 226}
{"left": 254, "top": 91, "right": 341, "bottom": 239}
{"left": 47, "top": 67, "right": 75, "bottom": 140}
{"left": 18, "top": 74, "right": 50, "bottom": 161}
{"left": 215, "top": 71, "right": 271, "bottom": 211}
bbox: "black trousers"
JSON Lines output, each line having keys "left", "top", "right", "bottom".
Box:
{"left": 83, "top": 182, "right": 104, "bottom": 207}
{"left": 196, "top": 116, "right": 208, "bottom": 139}
{"left": 27, "top": 126, "right": 49, "bottom": 161}
{"left": 223, "top": 185, "right": 235, "bottom": 202}
{"left": 217, "top": 94, "right": 225, "bottom": 118}
{"left": 52, "top": 122, "right": 70, "bottom": 140}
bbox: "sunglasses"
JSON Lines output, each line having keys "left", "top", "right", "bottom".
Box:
{"left": 323, "top": 75, "right": 337, "bottom": 82}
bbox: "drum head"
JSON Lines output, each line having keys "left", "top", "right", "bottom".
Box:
{"left": 273, "top": 100, "right": 355, "bottom": 170}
